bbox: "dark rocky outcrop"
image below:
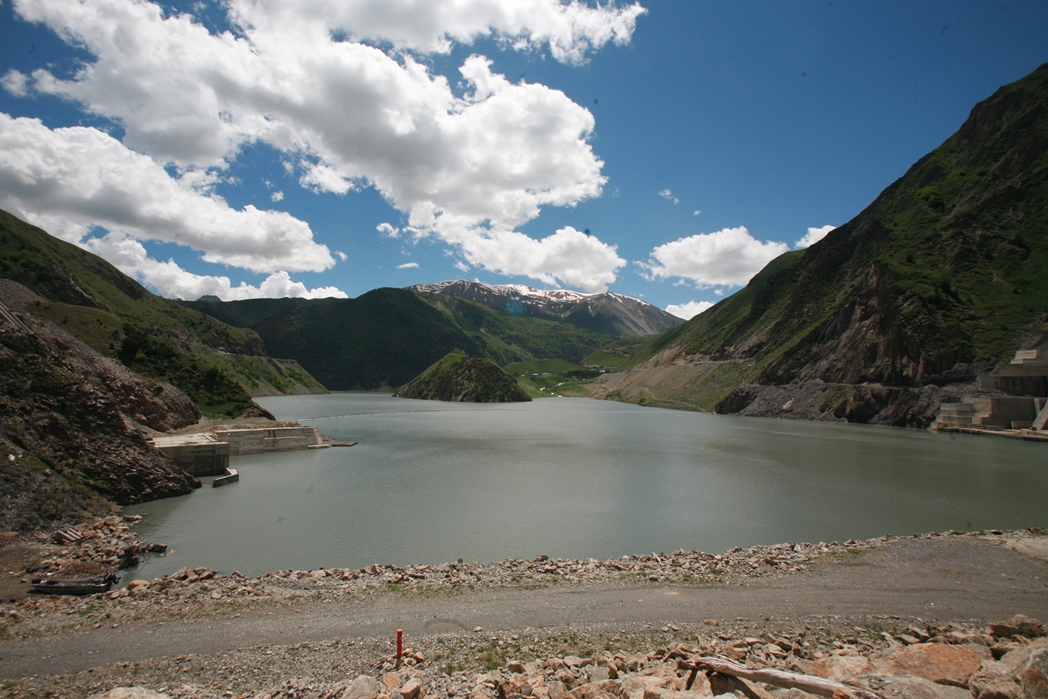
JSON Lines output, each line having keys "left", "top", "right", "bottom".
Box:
{"left": 1, "top": 283, "right": 200, "bottom": 533}
{"left": 396, "top": 349, "right": 532, "bottom": 403}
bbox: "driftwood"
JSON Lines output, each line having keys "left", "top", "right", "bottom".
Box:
{"left": 680, "top": 656, "right": 881, "bottom": 699}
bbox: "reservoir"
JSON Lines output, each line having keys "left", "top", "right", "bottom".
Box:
{"left": 124, "top": 393, "right": 1048, "bottom": 579}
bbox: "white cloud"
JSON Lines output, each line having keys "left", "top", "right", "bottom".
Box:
{"left": 270, "top": 190, "right": 284, "bottom": 202}
{"left": 693, "top": 210, "right": 701, "bottom": 216}
{"left": 796, "top": 224, "right": 836, "bottom": 249}
{"left": 658, "top": 188, "right": 679, "bottom": 205}
{"left": 446, "top": 225, "right": 624, "bottom": 291}
{"left": 643, "top": 226, "right": 789, "bottom": 289}
{"left": 335, "top": 250, "right": 348, "bottom": 262}
{"left": 6, "top": 0, "right": 634, "bottom": 291}
{"left": 397, "top": 262, "right": 419, "bottom": 270}
{"left": 230, "top": 0, "right": 646, "bottom": 66}
{"left": 376, "top": 222, "right": 400, "bottom": 238}
{"left": 4, "top": 0, "right": 647, "bottom": 293}
{"left": 665, "top": 300, "right": 714, "bottom": 320}
{"left": 1, "top": 70, "right": 29, "bottom": 97}
{"left": 0, "top": 114, "right": 334, "bottom": 273}
{"left": 82, "top": 232, "right": 347, "bottom": 301}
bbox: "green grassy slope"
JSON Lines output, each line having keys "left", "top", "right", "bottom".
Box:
{"left": 418, "top": 292, "right": 612, "bottom": 365}
{"left": 251, "top": 288, "right": 484, "bottom": 390}
{"left": 185, "top": 289, "right": 614, "bottom": 391}
{"left": 396, "top": 348, "right": 531, "bottom": 402}
{"left": 614, "top": 63, "right": 1048, "bottom": 395}
{"left": 0, "top": 211, "right": 326, "bottom": 415}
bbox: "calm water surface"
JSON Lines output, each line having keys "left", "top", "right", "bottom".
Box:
{"left": 124, "top": 394, "right": 1048, "bottom": 579}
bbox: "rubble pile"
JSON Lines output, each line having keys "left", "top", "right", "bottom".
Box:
{"left": 33, "top": 515, "right": 163, "bottom": 575}
{"left": 73, "top": 614, "right": 1048, "bottom": 699}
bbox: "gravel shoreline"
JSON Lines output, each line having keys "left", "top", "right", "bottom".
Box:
{"left": 1, "top": 523, "right": 1046, "bottom": 698}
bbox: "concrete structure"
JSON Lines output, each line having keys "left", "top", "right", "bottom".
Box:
{"left": 152, "top": 425, "right": 329, "bottom": 478}
{"left": 151, "top": 433, "right": 230, "bottom": 477}
{"left": 933, "top": 344, "right": 1048, "bottom": 440}
{"left": 213, "top": 468, "right": 239, "bottom": 487}
{"left": 213, "top": 426, "right": 324, "bottom": 456}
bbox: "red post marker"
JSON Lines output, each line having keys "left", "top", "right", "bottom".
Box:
{"left": 396, "top": 628, "right": 403, "bottom": 665}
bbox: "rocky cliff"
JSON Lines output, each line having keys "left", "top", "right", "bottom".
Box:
{"left": 1, "top": 281, "right": 200, "bottom": 533}
{"left": 396, "top": 349, "right": 532, "bottom": 403}
{"left": 579, "top": 64, "right": 1048, "bottom": 427}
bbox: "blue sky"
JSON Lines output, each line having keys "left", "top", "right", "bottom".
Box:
{"left": 1, "top": 0, "right": 1046, "bottom": 318}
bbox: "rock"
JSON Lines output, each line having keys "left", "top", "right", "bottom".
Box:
{"left": 889, "top": 643, "right": 984, "bottom": 687}
{"left": 507, "top": 661, "right": 526, "bottom": 674}
{"left": 87, "top": 689, "right": 171, "bottom": 699}
{"left": 383, "top": 672, "right": 402, "bottom": 690}
{"left": 127, "top": 579, "right": 149, "bottom": 590}
{"left": 399, "top": 679, "right": 422, "bottom": 699}
{"left": 341, "top": 675, "right": 382, "bottom": 699}
{"left": 812, "top": 655, "right": 870, "bottom": 682}
{"left": 991, "top": 616, "right": 1046, "bottom": 640}
{"left": 971, "top": 641, "right": 1048, "bottom": 699}
{"left": 567, "top": 679, "right": 627, "bottom": 699}
{"left": 861, "top": 674, "right": 971, "bottom": 699}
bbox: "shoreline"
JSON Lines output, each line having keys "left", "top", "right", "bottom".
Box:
{"left": 0, "top": 527, "right": 1046, "bottom": 698}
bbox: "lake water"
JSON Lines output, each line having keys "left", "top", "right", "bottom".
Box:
{"left": 124, "top": 393, "right": 1048, "bottom": 580}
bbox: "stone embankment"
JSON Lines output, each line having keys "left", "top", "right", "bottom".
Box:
{"left": 40, "top": 614, "right": 1048, "bottom": 699}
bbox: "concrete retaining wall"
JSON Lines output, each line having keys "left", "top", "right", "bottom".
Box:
{"left": 215, "top": 426, "right": 321, "bottom": 456}
{"left": 156, "top": 441, "right": 230, "bottom": 477}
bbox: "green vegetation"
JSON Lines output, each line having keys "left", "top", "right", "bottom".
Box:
{"left": 583, "top": 336, "right": 651, "bottom": 369}
{"left": 184, "top": 288, "right": 614, "bottom": 391}
{"left": 602, "top": 63, "right": 1048, "bottom": 410}
{"left": 396, "top": 349, "right": 532, "bottom": 402}
{"left": 0, "top": 211, "right": 326, "bottom": 416}
{"left": 508, "top": 359, "right": 603, "bottom": 399}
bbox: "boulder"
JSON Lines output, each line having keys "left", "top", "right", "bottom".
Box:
{"left": 888, "top": 643, "right": 984, "bottom": 687}
{"left": 341, "top": 675, "right": 382, "bottom": 699}
{"left": 87, "top": 690, "right": 170, "bottom": 699}
{"left": 970, "top": 640, "right": 1048, "bottom": 699}
{"left": 861, "top": 674, "right": 971, "bottom": 699}
{"left": 812, "top": 655, "right": 871, "bottom": 682}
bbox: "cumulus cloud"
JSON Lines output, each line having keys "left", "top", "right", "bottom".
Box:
{"left": 83, "top": 232, "right": 347, "bottom": 301}
{"left": 643, "top": 226, "right": 789, "bottom": 289}
{"left": 376, "top": 222, "right": 400, "bottom": 238}
{"left": 5, "top": 0, "right": 643, "bottom": 292}
{"left": 445, "top": 225, "right": 625, "bottom": 291}
{"left": 658, "top": 189, "right": 679, "bottom": 205}
{"left": 796, "top": 224, "right": 837, "bottom": 249}
{"left": 0, "top": 114, "right": 333, "bottom": 273}
{"left": 230, "top": 0, "right": 646, "bottom": 66}
{"left": 665, "top": 300, "right": 714, "bottom": 320}
{"left": 270, "top": 191, "right": 284, "bottom": 202}
{"left": 396, "top": 262, "right": 419, "bottom": 269}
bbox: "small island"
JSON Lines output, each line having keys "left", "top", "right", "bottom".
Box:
{"left": 395, "top": 348, "right": 532, "bottom": 403}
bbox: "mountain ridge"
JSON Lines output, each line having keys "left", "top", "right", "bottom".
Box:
{"left": 577, "top": 62, "right": 1048, "bottom": 427}
{"left": 407, "top": 279, "right": 682, "bottom": 337}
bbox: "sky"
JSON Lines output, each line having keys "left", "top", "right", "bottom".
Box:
{"left": 1, "top": 1, "right": 1046, "bottom": 319}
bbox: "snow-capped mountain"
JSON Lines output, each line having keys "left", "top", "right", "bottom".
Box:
{"left": 407, "top": 280, "right": 682, "bottom": 337}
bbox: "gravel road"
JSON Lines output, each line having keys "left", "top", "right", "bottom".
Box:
{"left": 2, "top": 535, "right": 1046, "bottom": 686}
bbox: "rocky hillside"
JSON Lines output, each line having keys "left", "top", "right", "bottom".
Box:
{"left": 395, "top": 349, "right": 532, "bottom": 403}
{"left": 409, "top": 279, "right": 682, "bottom": 337}
{"left": 1, "top": 282, "right": 201, "bottom": 533}
{"left": 0, "top": 210, "right": 326, "bottom": 417}
{"left": 183, "top": 288, "right": 613, "bottom": 390}
{"left": 581, "top": 63, "right": 1048, "bottom": 427}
